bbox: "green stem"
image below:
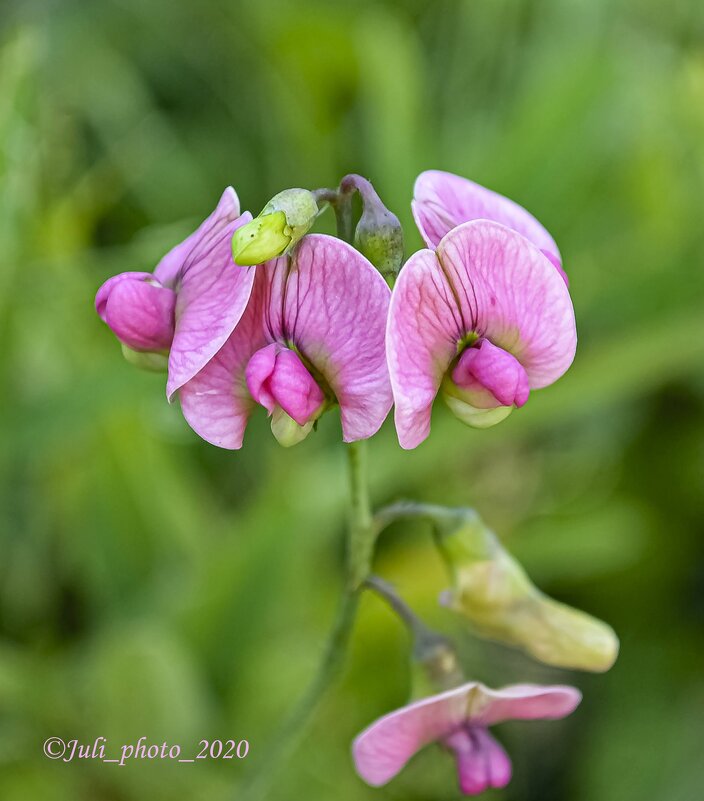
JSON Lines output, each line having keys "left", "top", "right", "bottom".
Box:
{"left": 237, "top": 442, "right": 375, "bottom": 801}
{"left": 347, "top": 440, "right": 375, "bottom": 588}
{"left": 334, "top": 187, "right": 354, "bottom": 244}
{"left": 365, "top": 574, "right": 443, "bottom": 649}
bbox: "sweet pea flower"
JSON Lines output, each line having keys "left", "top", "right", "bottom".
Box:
{"left": 95, "top": 188, "right": 256, "bottom": 395}
{"left": 179, "top": 234, "right": 392, "bottom": 448}
{"left": 353, "top": 681, "right": 581, "bottom": 796}
{"left": 413, "top": 169, "right": 567, "bottom": 284}
{"left": 387, "top": 220, "right": 576, "bottom": 448}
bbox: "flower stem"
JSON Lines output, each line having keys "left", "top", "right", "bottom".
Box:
{"left": 364, "top": 575, "right": 459, "bottom": 675}
{"left": 237, "top": 442, "right": 375, "bottom": 801}
{"left": 346, "top": 440, "right": 376, "bottom": 588}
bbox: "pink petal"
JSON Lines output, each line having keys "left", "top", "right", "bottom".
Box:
{"left": 352, "top": 681, "right": 580, "bottom": 789}
{"left": 387, "top": 220, "right": 576, "bottom": 448}
{"left": 166, "top": 211, "right": 255, "bottom": 399}
{"left": 245, "top": 343, "right": 325, "bottom": 425}
{"left": 444, "top": 727, "right": 512, "bottom": 795}
{"left": 103, "top": 277, "right": 176, "bottom": 351}
{"left": 245, "top": 342, "right": 279, "bottom": 414}
{"left": 180, "top": 235, "right": 391, "bottom": 448}
{"left": 153, "top": 186, "right": 241, "bottom": 287}
{"left": 437, "top": 221, "right": 576, "bottom": 387}
{"left": 178, "top": 273, "right": 270, "bottom": 449}
{"left": 353, "top": 683, "right": 474, "bottom": 787}
{"left": 412, "top": 170, "right": 565, "bottom": 282}
{"left": 274, "top": 235, "right": 392, "bottom": 441}
{"left": 95, "top": 271, "right": 153, "bottom": 323}
{"left": 469, "top": 683, "right": 582, "bottom": 727}
{"left": 452, "top": 339, "right": 530, "bottom": 408}
{"left": 386, "top": 249, "right": 460, "bottom": 449}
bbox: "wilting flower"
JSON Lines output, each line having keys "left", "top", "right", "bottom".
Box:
{"left": 179, "top": 234, "right": 392, "bottom": 448}
{"left": 95, "top": 188, "right": 256, "bottom": 396}
{"left": 412, "top": 169, "right": 567, "bottom": 283}
{"left": 433, "top": 507, "right": 619, "bottom": 672}
{"left": 353, "top": 681, "right": 581, "bottom": 796}
{"left": 387, "top": 220, "right": 576, "bottom": 448}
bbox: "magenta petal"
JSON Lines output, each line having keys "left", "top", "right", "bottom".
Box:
{"left": 444, "top": 728, "right": 512, "bottom": 795}
{"left": 103, "top": 278, "right": 176, "bottom": 351}
{"left": 245, "top": 343, "right": 324, "bottom": 425}
{"left": 166, "top": 211, "right": 255, "bottom": 399}
{"left": 266, "top": 348, "right": 325, "bottom": 425}
{"left": 471, "top": 684, "right": 582, "bottom": 727}
{"left": 178, "top": 274, "right": 270, "bottom": 449}
{"left": 245, "top": 343, "right": 279, "bottom": 414}
{"left": 95, "top": 272, "right": 154, "bottom": 323}
{"left": 353, "top": 684, "right": 473, "bottom": 787}
{"left": 153, "top": 186, "right": 241, "bottom": 287}
{"left": 413, "top": 171, "right": 561, "bottom": 270}
{"left": 275, "top": 235, "right": 392, "bottom": 441}
{"left": 453, "top": 339, "right": 530, "bottom": 408}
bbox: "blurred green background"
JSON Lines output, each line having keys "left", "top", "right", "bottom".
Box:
{"left": 1, "top": 0, "right": 703, "bottom": 799}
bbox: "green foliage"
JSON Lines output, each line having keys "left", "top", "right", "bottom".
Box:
{"left": 1, "top": 1, "right": 703, "bottom": 799}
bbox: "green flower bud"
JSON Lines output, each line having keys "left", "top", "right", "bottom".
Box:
{"left": 121, "top": 343, "right": 168, "bottom": 373}
{"left": 339, "top": 174, "right": 404, "bottom": 279}
{"left": 354, "top": 201, "right": 404, "bottom": 279}
{"left": 232, "top": 188, "right": 319, "bottom": 266}
{"left": 434, "top": 509, "right": 619, "bottom": 672}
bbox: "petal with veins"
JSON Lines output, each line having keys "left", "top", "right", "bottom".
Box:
{"left": 412, "top": 170, "right": 565, "bottom": 283}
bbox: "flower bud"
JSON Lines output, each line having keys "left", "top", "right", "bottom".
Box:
{"left": 354, "top": 199, "right": 404, "bottom": 279}
{"left": 340, "top": 175, "right": 404, "bottom": 279}
{"left": 434, "top": 509, "right": 619, "bottom": 672}
{"left": 231, "top": 188, "right": 318, "bottom": 266}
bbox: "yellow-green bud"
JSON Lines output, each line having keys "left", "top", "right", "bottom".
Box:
{"left": 435, "top": 510, "right": 619, "bottom": 672}
{"left": 231, "top": 188, "right": 319, "bottom": 266}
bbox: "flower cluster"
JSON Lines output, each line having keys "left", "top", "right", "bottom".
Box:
{"left": 95, "top": 170, "right": 604, "bottom": 797}
{"left": 96, "top": 171, "right": 575, "bottom": 450}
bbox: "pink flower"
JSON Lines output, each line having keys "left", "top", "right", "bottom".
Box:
{"left": 413, "top": 170, "right": 567, "bottom": 283}
{"left": 353, "top": 681, "right": 581, "bottom": 796}
{"left": 387, "top": 220, "right": 576, "bottom": 448}
{"left": 179, "top": 234, "right": 392, "bottom": 448}
{"left": 95, "top": 188, "right": 256, "bottom": 396}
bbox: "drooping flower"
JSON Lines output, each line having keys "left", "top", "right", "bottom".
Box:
{"left": 413, "top": 169, "right": 567, "bottom": 283}
{"left": 386, "top": 220, "right": 576, "bottom": 448}
{"left": 353, "top": 681, "right": 581, "bottom": 796}
{"left": 95, "top": 188, "right": 256, "bottom": 395}
{"left": 433, "top": 506, "right": 619, "bottom": 672}
{"left": 179, "top": 234, "right": 392, "bottom": 448}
